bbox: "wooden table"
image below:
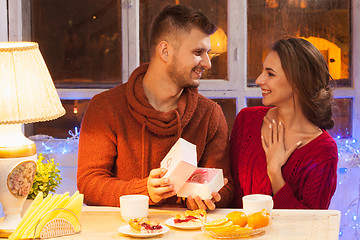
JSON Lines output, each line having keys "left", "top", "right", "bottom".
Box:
{"left": 1, "top": 206, "right": 340, "bottom": 239}
{"left": 44, "top": 206, "right": 340, "bottom": 240}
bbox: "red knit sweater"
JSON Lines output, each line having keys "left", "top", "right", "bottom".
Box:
{"left": 77, "top": 63, "right": 234, "bottom": 207}
{"left": 230, "top": 106, "right": 338, "bottom": 209}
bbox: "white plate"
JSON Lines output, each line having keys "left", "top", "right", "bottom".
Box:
{"left": 165, "top": 217, "right": 214, "bottom": 230}
{"left": 118, "top": 224, "right": 169, "bottom": 238}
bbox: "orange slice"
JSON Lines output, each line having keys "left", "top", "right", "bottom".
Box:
{"left": 204, "top": 220, "right": 233, "bottom": 231}
{"left": 204, "top": 218, "right": 228, "bottom": 227}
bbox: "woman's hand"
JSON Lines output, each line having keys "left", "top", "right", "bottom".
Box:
{"left": 261, "top": 119, "right": 301, "bottom": 193}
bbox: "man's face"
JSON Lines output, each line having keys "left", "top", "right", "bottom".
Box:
{"left": 166, "top": 28, "right": 212, "bottom": 88}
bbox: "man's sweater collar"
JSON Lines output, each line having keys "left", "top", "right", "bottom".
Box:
{"left": 126, "top": 63, "right": 198, "bottom": 137}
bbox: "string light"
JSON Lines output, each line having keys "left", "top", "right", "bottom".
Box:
{"left": 73, "top": 100, "right": 78, "bottom": 114}
{"left": 29, "top": 128, "right": 79, "bottom": 157}
{"left": 336, "top": 136, "right": 360, "bottom": 238}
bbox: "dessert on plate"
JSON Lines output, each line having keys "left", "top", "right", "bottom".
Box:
{"left": 129, "top": 218, "right": 163, "bottom": 233}
{"left": 174, "top": 209, "right": 207, "bottom": 226}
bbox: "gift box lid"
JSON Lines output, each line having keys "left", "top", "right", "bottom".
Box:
{"left": 160, "top": 138, "right": 197, "bottom": 192}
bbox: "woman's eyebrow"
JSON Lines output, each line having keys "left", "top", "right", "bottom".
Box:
{"left": 265, "top": 67, "right": 276, "bottom": 72}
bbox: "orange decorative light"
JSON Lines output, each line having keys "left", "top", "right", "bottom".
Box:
{"left": 209, "top": 27, "right": 227, "bottom": 59}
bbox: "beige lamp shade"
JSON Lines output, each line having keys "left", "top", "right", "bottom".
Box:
{"left": 0, "top": 42, "right": 65, "bottom": 124}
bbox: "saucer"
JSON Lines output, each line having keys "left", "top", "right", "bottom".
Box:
{"left": 165, "top": 217, "right": 214, "bottom": 230}
{"left": 118, "top": 224, "right": 169, "bottom": 238}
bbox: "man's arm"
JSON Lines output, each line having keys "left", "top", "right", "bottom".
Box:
{"left": 77, "top": 95, "right": 147, "bottom": 206}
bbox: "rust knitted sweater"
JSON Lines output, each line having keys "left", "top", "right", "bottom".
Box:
{"left": 77, "top": 63, "right": 234, "bottom": 207}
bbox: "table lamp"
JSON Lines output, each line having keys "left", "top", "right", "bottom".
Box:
{"left": 0, "top": 42, "right": 65, "bottom": 231}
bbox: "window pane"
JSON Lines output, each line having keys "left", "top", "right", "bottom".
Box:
{"left": 247, "top": 0, "right": 350, "bottom": 87}
{"left": 246, "top": 98, "right": 264, "bottom": 108}
{"left": 139, "top": 0, "right": 228, "bottom": 79}
{"left": 28, "top": 100, "right": 90, "bottom": 139}
{"left": 246, "top": 97, "right": 352, "bottom": 138}
{"left": 329, "top": 98, "right": 353, "bottom": 139}
{"left": 32, "top": 0, "right": 122, "bottom": 88}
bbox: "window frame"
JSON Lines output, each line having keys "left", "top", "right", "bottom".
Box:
{"left": 5, "top": 0, "right": 360, "bottom": 139}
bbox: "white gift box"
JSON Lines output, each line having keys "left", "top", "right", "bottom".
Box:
{"left": 160, "top": 138, "right": 197, "bottom": 192}
{"left": 177, "top": 168, "right": 224, "bottom": 200}
{"left": 160, "top": 138, "right": 224, "bottom": 200}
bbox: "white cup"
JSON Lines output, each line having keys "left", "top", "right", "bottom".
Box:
{"left": 120, "top": 195, "right": 149, "bottom": 222}
{"left": 242, "top": 194, "right": 273, "bottom": 216}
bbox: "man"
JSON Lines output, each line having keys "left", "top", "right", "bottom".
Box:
{"left": 77, "top": 4, "right": 234, "bottom": 210}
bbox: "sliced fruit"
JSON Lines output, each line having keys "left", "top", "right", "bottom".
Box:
{"left": 204, "top": 220, "right": 233, "bottom": 231}
{"left": 211, "top": 224, "right": 237, "bottom": 233}
{"left": 204, "top": 218, "right": 228, "bottom": 227}
{"left": 234, "top": 226, "right": 252, "bottom": 232}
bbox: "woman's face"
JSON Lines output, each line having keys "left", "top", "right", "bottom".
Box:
{"left": 255, "top": 51, "right": 294, "bottom": 107}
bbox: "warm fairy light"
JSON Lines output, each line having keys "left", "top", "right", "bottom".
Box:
{"left": 302, "top": 36, "right": 342, "bottom": 79}
{"left": 209, "top": 27, "right": 227, "bottom": 59}
{"left": 266, "top": 0, "right": 278, "bottom": 8}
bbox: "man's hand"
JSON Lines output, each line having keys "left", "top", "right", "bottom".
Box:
{"left": 147, "top": 168, "right": 176, "bottom": 204}
{"left": 185, "top": 178, "right": 228, "bottom": 210}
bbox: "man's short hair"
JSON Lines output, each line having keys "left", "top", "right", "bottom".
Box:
{"left": 149, "top": 4, "right": 217, "bottom": 57}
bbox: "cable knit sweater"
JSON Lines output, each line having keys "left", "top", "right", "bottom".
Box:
{"left": 77, "top": 63, "right": 234, "bottom": 207}
{"left": 230, "top": 106, "right": 338, "bottom": 209}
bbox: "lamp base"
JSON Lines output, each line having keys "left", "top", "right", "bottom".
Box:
{"left": 0, "top": 213, "right": 21, "bottom": 230}
{"left": 0, "top": 124, "right": 37, "bottom": 230}
{"left": 0, "top": 155, "right": 37, "bottom": 230}
{"left": 0, "top": 228, "right": 13, "bottom": 238}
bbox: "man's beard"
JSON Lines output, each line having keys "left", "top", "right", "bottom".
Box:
{"left": 166, "top": 57, "right": 201, "bottom": 88}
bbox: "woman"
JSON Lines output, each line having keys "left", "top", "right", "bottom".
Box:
{"left": 230, "top": 37, "right": 338, "bottom": 209}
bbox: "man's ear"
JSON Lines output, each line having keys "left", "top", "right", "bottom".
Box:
{"left": 158, "top": 41, "right": 169, "bottom": 62}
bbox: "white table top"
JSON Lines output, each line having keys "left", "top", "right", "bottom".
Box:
{"left": 27, "top": 206, "right": 341, "bottom": 240}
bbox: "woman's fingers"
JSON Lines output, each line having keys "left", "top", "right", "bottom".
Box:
{"left": 278, "top": 121, "right": 284, "bottom": 144}
{"left": 268, "top": 123, "right": 273, "bottom": 146}
{"left": 261, "top": 135, "right": 268, "bottom": 151}
{"left": 263, "top": 116, "right": 272, "bottom": 125}
{"left": 286, "top": 140, "right": 302, "bottom": 158}
{"left": 272, "top": 119, "right": 278, "bottom": 143}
